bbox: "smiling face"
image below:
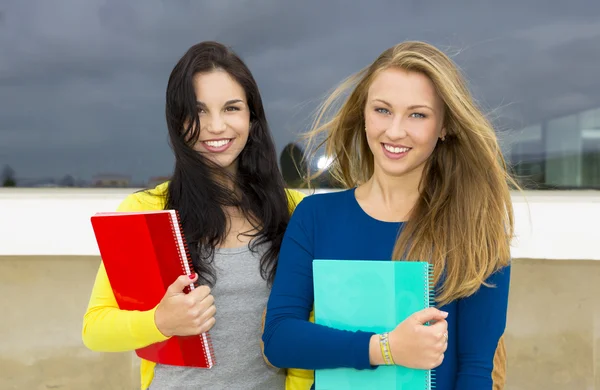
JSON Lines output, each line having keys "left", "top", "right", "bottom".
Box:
{"left": 191, "top": 69, "right": 251, "bottom": 173}
{"left": 364, "top": 68, "right": 446, "bottom": 180}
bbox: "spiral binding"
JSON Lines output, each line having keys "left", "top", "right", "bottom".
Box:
{"left": 426, "top": 262, "right": 436, "bottom": 389}
{"left": 172, "top": 211, "right": 195, "bottom": 290}
{"left": 170, "top": 210, "right": 216, "bottom": 368}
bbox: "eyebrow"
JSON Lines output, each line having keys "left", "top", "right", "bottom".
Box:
{"left": 372, "top": 99, "right": 435, "bottom": 112}
{"left": 196, "top": 99, "right": 245, "bottom": 107}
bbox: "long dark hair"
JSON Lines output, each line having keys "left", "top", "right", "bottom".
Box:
{"left": 164, "top": 41, "right": 291, "bottom": 286}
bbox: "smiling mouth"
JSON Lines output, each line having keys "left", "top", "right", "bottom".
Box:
{"left": 203, "top": 139, "right": 232, "bottom": 148}
{"left": 383, "top": 143, "right": 411, "bottom": 154}
{"left": 201, "top": 138, "right": 233, "bottom": 152}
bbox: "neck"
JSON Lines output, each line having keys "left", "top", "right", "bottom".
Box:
{"left": 363, "top": 165, "right": 423, "bottom": 214}
{"left": 212, "top": 164, "right": 237, "bottom": 192}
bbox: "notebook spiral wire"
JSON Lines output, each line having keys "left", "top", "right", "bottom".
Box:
{"left": 427, "top": 262, "right": 436, "bottom": 389}
{"left": 173, "top": 210, "right": 216, "bottom": 367}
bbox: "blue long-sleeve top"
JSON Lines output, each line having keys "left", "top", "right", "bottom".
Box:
{"left": 262, "top": 188, "right": 511, "bottom": 390}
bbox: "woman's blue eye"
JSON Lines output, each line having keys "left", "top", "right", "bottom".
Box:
{"left": 376, "top": 108, "right": 390, "bottom": 115}
{"left": 411, "top": 112, "right": 426, "bottom": 119}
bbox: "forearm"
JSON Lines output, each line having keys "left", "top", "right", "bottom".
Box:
{"left": 368, "top": 334, "right": 385, "bottom": 366}
{"left": 82, "top": 263, "right": 169, "bottom": 352}
{"left": 262, "top": 316, "right": 375, "bottom": 370}
{"left": 455, "top": 360, "right": 496, "bottom": 389}
{"left": 82, "top": 306, "right": 168, "bottom": 352}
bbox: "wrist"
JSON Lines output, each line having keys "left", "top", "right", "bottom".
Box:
{"left": 153, "top": 305, "right": 172, "bottom": 337}
{"left": 368, "top": 334, "right": 384, "bottom": 366}
{"left": 379, "top": 332, "right": 395, "bottom": 365}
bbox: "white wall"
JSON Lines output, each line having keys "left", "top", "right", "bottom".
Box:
{"left": 1, "top": 188, "right": 599, "bottom": 260}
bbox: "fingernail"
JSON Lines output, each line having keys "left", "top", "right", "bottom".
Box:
{"left": 441, "top": 311, "right": 448, "bottom": 317}
{"left": 189, "top": 273, "right": 196, "bottom": 279}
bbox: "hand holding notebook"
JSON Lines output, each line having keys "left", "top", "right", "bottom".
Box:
{"left": 313, "top": 260, "right": 440, "bottom": 389}
{"left": 154, "top": 273, "right": 216, "bottom": 337}
{"left": 91, "top": 210, "right": 216, "bottom": 368}
{"left": 379, "top": 307, "right": 448, "bottom": 369}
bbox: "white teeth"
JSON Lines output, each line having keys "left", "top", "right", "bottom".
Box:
{"left": 204, "top": 139, "right": 231, "bottom": 148}
{"left": 384, "top": 144, "right": 410, "bottom": 154}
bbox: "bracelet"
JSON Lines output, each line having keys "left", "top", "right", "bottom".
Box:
{"left": 378, "top": 332, "right": 395, "bottom": 365}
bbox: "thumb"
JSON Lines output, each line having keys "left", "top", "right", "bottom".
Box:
{"left": 166, "top": 273, "right": 197, "bottom": 296}
{"left": 411, "top": 307, "right": 448, "bottom": 325}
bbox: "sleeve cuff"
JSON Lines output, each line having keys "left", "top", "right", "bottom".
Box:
{"left": 354, "top": 331, "right": 377, "bottom": 370}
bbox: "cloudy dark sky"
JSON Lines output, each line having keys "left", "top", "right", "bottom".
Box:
{"left": 1, "top": 0, "right": 600, "bottom": 183}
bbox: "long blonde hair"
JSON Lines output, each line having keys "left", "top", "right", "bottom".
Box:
{"left": 304, "top": 41, "right": 517, "bottom": 306}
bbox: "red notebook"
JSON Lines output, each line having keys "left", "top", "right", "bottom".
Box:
{"left": 90, "top": 209, "right": 215, "bottom": 368}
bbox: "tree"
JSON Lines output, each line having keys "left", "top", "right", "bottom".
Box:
{"left": 2, "top": 165, "right": 16, "bottom": 187}
{"left": 59, "top": 174, "right": 76, "bottom": 187}
{"left": 279, "top": 143, "right": 308, "bottom": 188}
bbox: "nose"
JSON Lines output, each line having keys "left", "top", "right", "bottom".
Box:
{"left": 387, "top": 116, "right": 407, "bottom": 139}
{"left": 204, "top": 113, "right": 226, "bottom": 134}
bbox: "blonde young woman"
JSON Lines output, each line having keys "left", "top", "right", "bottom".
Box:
{"left": 263, "top": 41, "right": 513, "bottom": 390}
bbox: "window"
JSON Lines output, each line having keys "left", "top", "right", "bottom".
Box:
{"left": 503, "top": 108, "right": 600, "bottom": 189}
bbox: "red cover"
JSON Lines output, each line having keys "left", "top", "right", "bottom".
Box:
{"left": 90, "top": 210, "right": 215, "bottom": 368}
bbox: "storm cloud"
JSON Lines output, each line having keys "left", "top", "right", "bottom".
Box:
{"left": 1, "top": 0, "right": 599, "bottom": 183}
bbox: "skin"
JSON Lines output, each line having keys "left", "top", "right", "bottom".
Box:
{"left": 353, "top": 68, "right": 449, "bottom": 369}
{"left": 192, "top": 69, "right": 251, "bottom": 175}
{"left": 357, "top": 68, "right": 446, "bottom": 223}
{"left": 192, "top": 69, "right": 255, "bottom": 248}
{"left": 155, "top": 70, "right": 256, "bottom": 337}
{"left": 364, "top": 68, "right": 446, "bottom": 181}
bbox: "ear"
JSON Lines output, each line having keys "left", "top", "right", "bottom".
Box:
{"left": 440, "top": 127, "right": 447, "bottom": 141}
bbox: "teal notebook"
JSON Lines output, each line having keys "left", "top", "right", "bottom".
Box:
{"left": 313, "top": 259, "right": 434, "bottom": 390}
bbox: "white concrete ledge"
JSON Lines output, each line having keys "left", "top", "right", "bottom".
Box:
{"left": 1, "top": 188, "right": 599, "bottom": 260}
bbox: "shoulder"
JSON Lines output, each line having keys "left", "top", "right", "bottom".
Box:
{"left": 289, "top": 188, "right": 355, "bottom": 218}
{"left": 300, "top": 188, "right": 353, "bottom": 207}
{"left": 116, "top": 181, "right": 168, "bottom": 212}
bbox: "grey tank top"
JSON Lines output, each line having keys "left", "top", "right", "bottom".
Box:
{"left": 149, "top": 242, "right": 285, "bottom": 390}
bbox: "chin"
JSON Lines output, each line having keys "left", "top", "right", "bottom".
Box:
{"left": 378, "top": 160, "right": 422, "bottom": 178}
{"left": 219, "top": 157, "right": 240, "bottom": 172}
{"left": 200, "top": 155, "right": 228, "bottom": 168}
{"left": 384, "top": 168, "right": 413, "bottom": 177}
{"left": 217, "top": 159, "right": 237, "bottom": 170}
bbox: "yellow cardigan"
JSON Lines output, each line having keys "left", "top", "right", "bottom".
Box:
{"left": 82, "top": 181, "right": 314, "bottom": 389}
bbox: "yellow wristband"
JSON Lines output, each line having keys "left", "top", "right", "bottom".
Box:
{"left": 378, "top": 332, "right": 395, "bottom": 365}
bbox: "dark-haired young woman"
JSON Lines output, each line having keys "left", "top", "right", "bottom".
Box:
{"left": 82, "top": 41, "right": 304, "bottom": 390}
